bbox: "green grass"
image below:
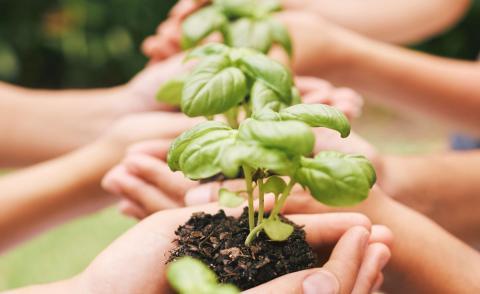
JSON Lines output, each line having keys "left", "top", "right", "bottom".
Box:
{"left": 0, "top": 208, "right": 135, "bottom": 290}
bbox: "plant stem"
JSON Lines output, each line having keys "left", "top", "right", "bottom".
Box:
{"left": 224, "top": 107, "right": 239, "bottom": 128}
{"left": 269, "top": 179, "right": 296, "bottom": 220}
{"left": 245, "top": 223, "right": 265, "bottom": 246}
{"left": 243, "top": 165, "right": 255, "bottom": 232}
{"left": 257, "top": 178, "right": 265, "bottom": 226}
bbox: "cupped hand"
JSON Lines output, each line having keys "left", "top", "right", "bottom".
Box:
{"left": 73, "top": 203, "right": 391, "bottom": 294}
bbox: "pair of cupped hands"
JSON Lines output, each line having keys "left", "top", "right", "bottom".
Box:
{"left": 88, "top": 1, "right": 391, "bottom": 293}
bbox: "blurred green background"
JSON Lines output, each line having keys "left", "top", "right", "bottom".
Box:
{"left": 0, "top": 0, "right": 479, "bottom": 291}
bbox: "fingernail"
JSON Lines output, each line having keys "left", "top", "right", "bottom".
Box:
{"left": 185, "top": 185, "right": 212, "bottom": 206}
{"left": 103, "top": 177, "right": 122, "bottom": 195}
{"left": 303, "top": 270, "right": 339, "bottom": 294}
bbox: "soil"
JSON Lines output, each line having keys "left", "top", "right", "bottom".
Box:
{"left": 167, "top": 208, "right": 318, "bottom": 290}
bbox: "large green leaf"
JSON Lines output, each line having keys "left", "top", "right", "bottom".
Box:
{"left": 185, "top": 43, "right": 230, "bottom": 61}
{"left": 156, "top": 76, "right": 185, "bottom": 106}
{"left": 167, "top": 121, "right": 232, "bottom": 171}
{"left": 268, "top": 18, "right": 292, "bottom": 57}
{"left": 249, "top": 81, "right": 287, "bottom": 113}
{"left": 237, "top": 52, "right": 293, "bottom": 102}
{"left": 295, "top": 151, "right": 376, "bottom": 206}
{"left": 238, "top": 118, "right": 315, "bottom": 156}
{"left": 279, "top": 104, "right": 351, "bottom": 138}
{"left": 181, "top": 55, "right": 247, "bottom": 117}
{"left": 220, "top": 143, "right": 296, "bottom": 178}
{"left": 179, "top": 129, "right": 237, "bottom": 179}
{"left": 226, "top": 18, "right": 273, "bottom": 54}
{"left": 181, "top": 7, "right": 227, "bottom": 49}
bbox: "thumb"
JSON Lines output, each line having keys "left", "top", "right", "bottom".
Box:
{"left": 242, "top": 268, "right": 339, "bottom": 294}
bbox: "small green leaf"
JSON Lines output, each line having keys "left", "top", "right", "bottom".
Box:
{"left": 294, "top": 151, "right": 376, "bottom": 206}
{"left": 219, "top": 188, "right": 245, "bottom": 208}
{"left": 268, "top": 18, "right": 292, "bottom": 57}
{"left": 250, "top": 81, "right": 287, "bottom": 113}
{"left": 212, "top": 285, "right": 241, "bottom": 294}
{"left": 263, "top": 219, "right": 294, "bottom": 241}
{"left": 238, "top": 52, "right": 293, "bottom": 103}
{"left": 226, "top": 18, "right": 273, "bottom": 54}
{"left": 181, "top": 7, "right": 227, "bottom": 49}
{"left": 279, "top": 104, "right": 351, "bottom": 138}
{"left": 220, "top": 143, "right": 296, "bottom": 178}
{"left": 182, "top": 55, "right": 247, "bottom": 117}
{"left": 167, "top": 257, "right": 218, "bottom": 293}
{"left": 263, "top": 176, "right": 287, "bottom": 196}
{"left": 168, "top": 121, "right": 232, "bottom": 171}
{"left": 251, "top": 108, "right": 283, "bottom": 121}
{"left": 238, "top": 118, "right": 315, "bottom": 156}
{"left": 213, "top": 0, "right": 256, "bottom": 17}
{"left": 179, "top": 129, "right": 237, "bottom": 179}
{"left": 156, "top": 76, "right": 185, "bottom": 106}
{"left": 185, "top": 43, "right": 230, "bottom": 61}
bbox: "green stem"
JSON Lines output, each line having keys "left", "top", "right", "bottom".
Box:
{"left": 224, "top": 107, "right": 239, "bottom": 129}
{"left": 245, "top": 223, "right": 265, "bottom": 246}
{"left": 257, "top": 178, "right": 265, "bottom": 226}
{"left": 269, "top": 179, "right": 296, "bottom": 220}
{"left": 243, "top": 165, "right": 255, "bottom": 232}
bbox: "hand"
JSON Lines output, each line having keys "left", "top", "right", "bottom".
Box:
{"left": 121, "top": 54, "right": 194, "bottom": 112}
{"left": 71, "top": 203, "right": 391, "bottom": 294}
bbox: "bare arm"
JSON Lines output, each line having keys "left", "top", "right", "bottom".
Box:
{"left": 282, "top": 0, "right": 471, "bottom": 44}
{"left": 277, "top": 12, "right": 480, "bottom": 135}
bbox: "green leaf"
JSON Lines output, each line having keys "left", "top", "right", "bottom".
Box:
{"left": 182, "top": 55, "right": 247, "bottom": 117}
{"left": 263, "top": 219, "right": 294, "bottom": 241}
{"left": 294, "top": 151, "right": 376, "bottom": 206}
{"left": 220, "top": 143, "right": 296, "bottom": 178}
{"left": 213, "top": 0, "right": 256, "bottom": 17}
{"left": 279, "top": 104, "right": 351, "bottom": 138}
{"left": 263, "top": 176, "right": 287, "bottom": 196}
{"left": 267, "top": 18, "right": 292, "bottom": 57}
{"left": 179, "top": 129, "right": 237, "bottom": 179}
{"left": 251, "top": 108, "right": 283, "bottom": 121}
{"left": 167, "top": 121, "right": 232, "bottom": 171}
{"left": 156, "top": 76, "right": 185, "bottom": 106}
{"left": 181, "top": 7, "right": 227, "bottom": 49}
{"left": 238, "top": 118, "right": 315, "bottom": 156}
{"left": 238, "top": 52, "right": 293, "bottom": 103}
{"left": 291, "top": 86, "right": 302, "bottom": 105}
{"left": 226, "top": 18, "right": 273, "bottom": 54}
{"left": 185, "top": 43, "right": 230, "bottom": 61}
{"left": 212, "top": 285, "right": 241, "bottom": 294}
{"left": 219, "top": 188, "right": 245, "bottom": 207}
{"left": 250, "top": 81, "right": 287, "bottom": 113}
{"left": 257, "top": 0, "right": 282, "bottom": 14}
{"left": 167, "top": 257, "right": 218, "bottom": 294}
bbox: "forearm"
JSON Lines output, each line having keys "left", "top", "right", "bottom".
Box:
{"left": 0, "top": 82, "right": 136, "bottom": 167}
{"left": 289, "top": 25, "right": 480, "bottom": 134}
{"left": 0, "top": 139, "right": 123, "bottom": 252}
{"left": 359, "top": 189, "right": 480, "bottom": 293}
{"left": 282, "top": 0, "right": 470, "bottom": 44}
{"left": 379, "top": 151, "right": 480, "bottom": 243}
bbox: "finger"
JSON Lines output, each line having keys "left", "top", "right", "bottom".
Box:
{"left": 106, "top": 166, "right": 180, "bottom": 212}
{"left": 294, "top": 76, "right": 332, "bottom": 95}
{"left": 288, "top": 213, "right": 371, "bottom": 248}
{"left": 127, "top": 139, "right": 171, "bottom": 159}
{"left": 322, "top": 226, "right": 370, "bottom": 294}
{"left": 372, "top": 273, "right": 384, "bottom": 292}
{"left": 370, "top": 225, "right": 394, "bottom": 249}
{"left": 123, "top": 154, "right": 197, "bottom": 199}
{"left": 118, "top": 199, "right": 148, "bottom": 220}
{"left": 243, "top": 268, "right": 338, "bottom": 294}
{"left": 302, "top": 91, "right": 332, "bottom": 105}
{"left": 184, "top": 179, "right": 246, "bottom": 206}
{"left": 351, "top": 243, "right": 391, "bottom": 294}
{"left": 102, "top": 165, "right": 128, "bottom": 195}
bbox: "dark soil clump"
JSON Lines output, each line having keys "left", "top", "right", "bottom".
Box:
{"left": 168, "top": 208, "right": 317, "bottom": 290}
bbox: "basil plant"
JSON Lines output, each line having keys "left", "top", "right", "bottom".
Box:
{"left": 167, "top": 107, "right": 376, "bottom": 245}
{"left": 168, "top": 256, "right": 239, "bottom": 294}
{"left": 180, "top": 0, "right": 292, "bottom": 56}
{"left": 157, "top": 44, "right": 299, "bottom": 128}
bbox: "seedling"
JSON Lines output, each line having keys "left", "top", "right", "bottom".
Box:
{"left": 167, "top": 256, "right": 239, "bottom": 294}
{"left": 180, "top": 0, "right": 292, "bottom": 56}
{"left": 157, "top": 43, "right": 300, "bottom": 127}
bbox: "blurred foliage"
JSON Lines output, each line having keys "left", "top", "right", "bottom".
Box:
{"left": 0, "top": 0, "right": 478, "bottom": 88}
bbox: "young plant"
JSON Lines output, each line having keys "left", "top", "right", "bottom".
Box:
{"left": 157, "top": 44, "right": 299, "bottom": 127}
{"left": 167, "top": 105, "right": 376, "bottom": 245}
{"left": 180, "top": 0, "right": 292, "bottom": 56}
{"left": 167, "top": 256, "right": 239, "bottom": 294}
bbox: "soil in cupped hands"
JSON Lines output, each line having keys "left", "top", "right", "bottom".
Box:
{"left": 167, "top": 208, "right": 318, "bottom": 290}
